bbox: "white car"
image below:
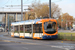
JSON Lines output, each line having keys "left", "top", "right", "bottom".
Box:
{"left": 0, "top": 27, "right": 4, "bottom": 32}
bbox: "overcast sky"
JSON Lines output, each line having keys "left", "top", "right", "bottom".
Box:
{"left": 0, "top": 0, "right": 75, "bottom": 18}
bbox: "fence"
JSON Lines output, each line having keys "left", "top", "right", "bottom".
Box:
{"left": 58, "top": 34, "right": 75, "bottom": 41}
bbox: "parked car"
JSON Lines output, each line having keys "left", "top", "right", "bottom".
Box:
{"left": 0, "top": 27, "right": 4, "bottom": 32}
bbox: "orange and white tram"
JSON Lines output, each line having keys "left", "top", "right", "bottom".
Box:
{"left": 11, "top": 18, "right": 58, "bottom": 39}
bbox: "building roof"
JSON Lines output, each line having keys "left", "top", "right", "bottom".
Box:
{"left": 0, "top": 11, "right": 26, "bottom": 14}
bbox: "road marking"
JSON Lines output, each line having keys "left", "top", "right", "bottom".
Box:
{"left": 61, "top": 41, "right": 63, "bottom": 43}
{"left": 51, "top": 45, "right": 75, "bottom": 50}
{"left": 65, "top": 48, "right": 70, "bottom": 50}
{"left": 51, "top": 46, "right": 64, "bottom": 49}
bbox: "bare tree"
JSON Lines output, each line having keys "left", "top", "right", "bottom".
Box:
{"left": 27, "top": 1, "right": 61, "bottom": 19}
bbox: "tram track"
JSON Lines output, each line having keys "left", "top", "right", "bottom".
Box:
{"left": 0, "top": 32, "right": 75, "bottom": 50}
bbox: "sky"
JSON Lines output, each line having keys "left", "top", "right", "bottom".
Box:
{"left": 0, "top": 0, "right": 75, "bottom": 18}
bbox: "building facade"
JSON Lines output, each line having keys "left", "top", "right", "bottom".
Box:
{"left": 0, "top": 11, "right": 25, "bottom": 32}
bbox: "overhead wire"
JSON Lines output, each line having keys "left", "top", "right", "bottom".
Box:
{"left": 23, "top": 0, "right": 33, "bottom": 4}
{"left": 52, "top": 0, "right": 62, "bottom": 3}
{"left": 0, "top": 0, "right": 3, "bottom": 3}
{"left": 1, "top": 0, "right": 9, "bottom": 7}
{"left": 24, "top": 0, "right": 29, "bottom": 4}
{"left": 14, "top": 0, "right": 18, "bottom": 4}
{"left": 12, "top": 0, "right": 20, "bottom": 5}
{"left": 0, "top": 0, "right": 36, "bottom": 11}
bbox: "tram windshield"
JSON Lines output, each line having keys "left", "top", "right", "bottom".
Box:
{"left": 44, "top": 22, "right": 57, "bottom": 34}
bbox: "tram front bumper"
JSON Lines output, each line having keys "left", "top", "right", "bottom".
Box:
{"left": 42, "top": 35, "right": 58, "bottom": 39}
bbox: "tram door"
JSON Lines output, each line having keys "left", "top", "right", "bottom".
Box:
{"left": 14, "top": 26, "right": 19, "bottom": 37}
{"left": 33, "top": 24, "right": 43, "bottom": 38}
{"left": 25, "top": 25, "right": 33, "bottom": 38}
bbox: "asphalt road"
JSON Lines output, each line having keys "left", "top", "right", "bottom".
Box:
{"left": 0, "top": 32, "right": 75, "bottom": 50}
{"left": 0, "top": 41, "right": 64, "bottom": 50}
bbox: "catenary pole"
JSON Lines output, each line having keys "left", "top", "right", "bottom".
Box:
{"left": 49, "top": 0, "right": 51, "bottom": 18}
{"left": 21, "top": 0, "right": 23, "bottom": 21}
{"left": 8, "top": 14, "right": 9, "bottom": 34}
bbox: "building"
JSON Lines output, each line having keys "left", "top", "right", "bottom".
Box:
{"left": 0, "top": 11, "right": 25, "bottom": 32}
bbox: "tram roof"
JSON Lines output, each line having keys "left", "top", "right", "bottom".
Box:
{"left": 11, "top": 19, "right": 41, "bottom": 25}
{"left": 11, "top": 18, "right": 57, "bottom": 26}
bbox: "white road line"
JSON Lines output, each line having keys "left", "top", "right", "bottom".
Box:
{"left": 51, "top": 46, "right": 65, "bottom": 50}
{"left": 65, "top": 48, "right": 70, "bottom": 50}
{"left": 51, "top": 46, "right": 75, "bottom": 50}
{"left": 51, "top": 46, "right": 69, "bottom": 50}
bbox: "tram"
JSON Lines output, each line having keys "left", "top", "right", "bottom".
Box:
{"left": 11, "top": 18, "right": 58, "bottom": 39}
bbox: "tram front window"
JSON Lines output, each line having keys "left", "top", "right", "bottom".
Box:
{"left": 44, "top": 22, "right": 57, "bottom": 34}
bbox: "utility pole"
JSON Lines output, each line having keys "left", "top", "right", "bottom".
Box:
{"left": 21, "top": 0, "right": 23, "bottom": 21}
{"left": 66, "top": 21, "right": 67, "bottom": 30}
{"left": 49, "top": 0, "right": 51, "bottom": 18}
{"left": 8, "top": 14, "right": 9, "bottom": 35}
{"left": 61, "top": 13, "right": 63, "bottom": 30}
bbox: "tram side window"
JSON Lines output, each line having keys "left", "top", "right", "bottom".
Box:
{"left": 14, "top": 26, "right": 19, "bottom": 33}
{"left": 25, "top": 25, "right": 32, "bottom": 33}
{"left": 33, "top": 24, "right": 43, "bottom": 33}
{"left": 20, "top": 25, "right": 23, "bottom": 33}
